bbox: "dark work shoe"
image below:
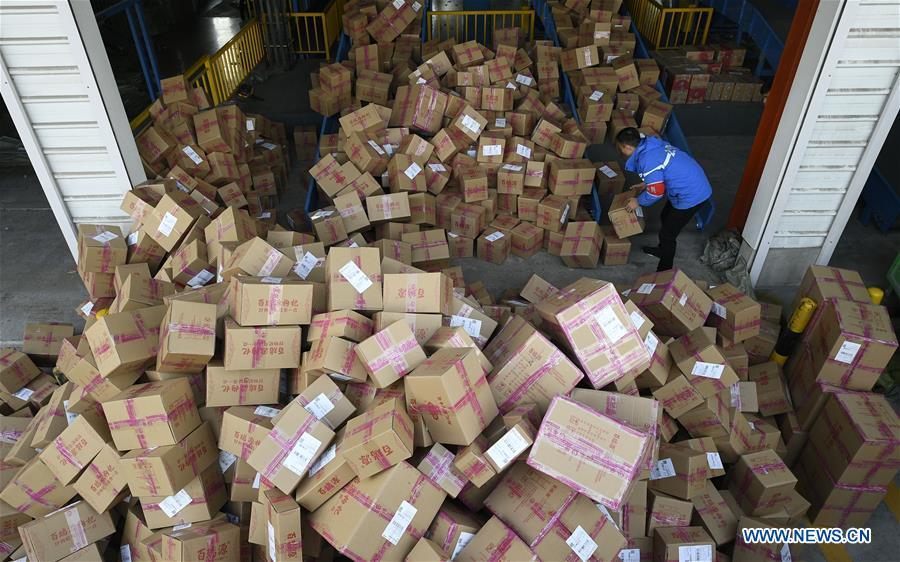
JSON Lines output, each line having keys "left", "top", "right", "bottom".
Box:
{"left": 642, "top": 246, "right": 661, "bottom": 258}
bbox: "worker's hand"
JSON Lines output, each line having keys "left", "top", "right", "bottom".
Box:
{"left": 626, "top": 198, "right": 640, "bottom": 213}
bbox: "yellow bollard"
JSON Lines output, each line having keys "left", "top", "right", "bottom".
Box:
{"left": 770, "top": 298, "right": 817, "bottom": 365}
{"left": 95, "top": 308, "right": 109, "bottom": 318}
{"left": 868, "top": 287, "right": 884, "bottom": 305}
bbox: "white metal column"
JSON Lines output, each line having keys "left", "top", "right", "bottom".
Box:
{"left": 0, "top": 0, "right": 145, "bottom": 258}
{"left": 741, "top": 0, "right": 900, "bottom": 286}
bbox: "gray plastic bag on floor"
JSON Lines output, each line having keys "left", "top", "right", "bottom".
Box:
{"left": 699, "top": 229, "right": 755, "bottom": 298}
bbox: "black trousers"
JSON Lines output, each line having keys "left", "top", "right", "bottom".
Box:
{"left": 657, "top": 199, "right": 706, "bottom": 272}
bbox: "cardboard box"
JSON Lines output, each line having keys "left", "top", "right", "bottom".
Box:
{"left": 417, "top": 442, "right": 468, "bottom": 497}
{"left": 119, "top": 422, "right": 217, "bottom": 496}
{"left": 103, "top": 379, "right": 199, "bottom": 450}
{"left": 355, "top": 320, "right": 427, "bottom": 388}
{"left": 652, "top": 526, "right": 715, "bottom": 562}
{"left": 647, "top": 442, "right": 710, "bottom": 500}
{"left": 0, "top": 456, "right": 76, "bottom": 517}
{"left": 691, "top": 482, "right": 739, "bottom": 546}
{"left": 72, "top": 442, "right": 128, "bottom": 513}
{"left": 341, "top": 399, "right": 414, "bottom": 478}
{"left": 205, "top": 360, "right": 280, "bottom": 406}
{"left": 405, "top": 347, "right": 498, "bottom": 446}
{"left": 669, "top": 327, "right": 740, "bottom": 398}
{"left": 647, "top": 489, "right": 693, "bottom": 535}
{"left": 383, "top": 272, "right": 453, "bottom": 315}
{"left": 455, "top": 516, "right": 537, "bottom": 562}
{"left": 140, "top": 464, "right": 226, "bottom": 529}
{"left": 264, "top": 489, "right": 303, "bottom": 561}
{"left": 0, "top": 348, "right": 40, "bottom": 393}
{"left": 294, "top": 438, "right": 356, "bottom": 511}
{"left": 279, "top": 374, "right": 354, "bottom": 430}
{"left": 629, "top": 269, "right": 714, "bottom": 337}
{"left": 159, "top": 520, "right": 241, "bottom": 562}
{"left": 652, "top": 372, "right": 704, "bottom": 419}
{"left": 156, "top": 301, "right": 216, "bottom": 373}
{"left": 403, "top": 229, "right": 451, "bottom": 263}
{"left": 308, "top": 309, "right": 373, "bottom": 342}
{"left": 728, "top": 449, "right": 797, "bottom": 516}
{"left": 223, "top": 319, "right": 302, "bottom": 371}
{"left": 560, "top": 221, "right": 602, "bottom": 268}
{"left": 794, "top": 265, "right": 871, "bottom": 310}
{"left": 229, "top": 276, "right": 314, "bottom": 326}
{"left": 218, "top": 405, "right": 274, "bottom": 462}
{"left": 608, "top": 191, "right": 645, "bottom": 238}
{"left": 536, "top": 278, "right": 649, "bottom": 389}
{"left": 528, "top": 396, "right": 651, "bottom": 510}
{"left": 77, "top": 225, "right": 128, "bottom": 274}
{"left": 84, "top": 305, "right": 166, "bottom": 377}
{"left": 39, "top": 409, "right": 111, "bottom": 485}
{"left": 705, "top": 284, "right": 761, "bottom": 343}
{"left": 18, "top": 500, "right": 115, "bottom": 562}
{"left": 406, "top": 538, "right": 448, "bottom": 561}
{"left": 476, "top": 228, "right": 510, "bottom": 264}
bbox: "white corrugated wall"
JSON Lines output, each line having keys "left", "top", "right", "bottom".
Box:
{"left": 0, "top": 0, "right": 145, "bottom": 258}
{"left": 742, "top": 0, "right": 900, "bottom": 285}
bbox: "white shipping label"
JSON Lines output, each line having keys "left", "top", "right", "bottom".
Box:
{"left": 304, "top": 393, "right": 335, "bottom": 420}
{"left": 412, "top": 1, "right": 421, "bottom": 11}
{"left": 246, "top": 119, "right": 255, "bottom": 131}
{"left": 560, "top": 203, "right": 570, "bottom": 224}
{"left": 339, "top": 261, "right": 373, "bottom": 293}
{"left": 594, "top": 31, "right": 611, "bottom": 39}
{"left": 158, "top": 212, "right": 178, "bottom": 236}
{"left": 252, "top": 473, "right": 261, "bottom": 488}
{"left": 644, "top": 331, "right": 659, "bottom": 355}
{"left": 634, "top": 206, "right": 644, "bottom": 218}
{"left": 452, "top": 532, "right": 475, "bottom": 560}
{"left": 182, "top": 146, "right": 204, "bottom": 165}
{"left": 259, "top": 212, "right": 272, "bottom": 219}
{"left": 781, "top": 544, "right": 792, "bottom": 562}
{"left": 834, "top": 341, "right": 861, "bottom": 364}
{"left": 599, "top": 165, "right": 617, "bottom": 178}
{"left": 679, "top": 293, "right": 689, "bottom": 306}
{"left": 619, "top": 549, "right": 640, "bottom": 562}
{"left": 12, "top": 388, "right": 33, "bottom": 401}
{"left": 678, "top": 544, "right": 713, "bottom": 562}
{"left": 450, "top": 316, "right": 482, "bottom": 338}
{"left": 172, "top": 523, "right": 192, "bottom": 531}
{"left": 121, "top": 545, "right": 133, "bottom": 562}
{"left": 310, "top": 209, "right": 335, "bottom": 220}
{"left": 629, "top": 311, "right": 646, "bottom": 330}
{"left": 382, "top": 501, "right": 418, "bottom": 545}
{"left": 594, "top": 308, "right": 628, "bottom": 343}
{"left": 65, "top": 507, "right": 88, "bottom": 550}
{"left": 367, "top": 140, "right": 386, "bottom": 155}
{"left": 282, "top": 433, "right": 322, "bottom": 476}
{"left": 566, "top": 526, "right": 598, "bottom": 562}
{"left": 159, "top": 489, "right": 192, "bottom": 518}
{"left": 404, "top": 162, "right": 422, "bottom": 180}
{"left": 516, "top": 144, "right": 532, "bottom": 158}
{"left": 127, "top": 232, "right": 139, "bottom": 245}
{"left": 495, "top": 118, "right": 507, "bottom": 127}
{"left": 691, "top": 362, "right": 725, "bottom": 379}
{"left": 461, "top": 114, "right": 482, "bottom": 134}
{"left": 485, "top": 231, "right": 505, "bottom": 242}
{"left": 384, "top": 144, "right": 394, "bottom": 154}
{"left": 92, "top": 230, "right": 119, "bottom": 243}
{"left": 712, "top": 302, "right": 727, "bottom": 318}
{"left": 308, "top": 443, "right": 337, "bottom": 476}
{"left": 466, "top": 149, "right": 477, "bottom": 158}
{"left": 428, "top": 163, "right": 447, "bottom": 173}
{"left": 219, "top": 450, "right": 237, "bottom": 473}
{"left": 589, "top": 90, "right": 604, "bottom": 101}
{"left": 583, "top": 49, "right": 593, "bottom": 66}
{"left": 268, "top": 522, "right": 277, "bottom": 562}
{"left": 392, "top": 0, "right": 404, "bottom": 7}
{"left": 485, "top": 429, "right": 529, "bottom": 468}
{"left": 502, "top": 164, "right": 523, "bottom": 172}
{"left": 293, "top": 251, "right": 319, "bottom": 280}
{"left": 187, "top": 269, "right": 214, "bottom": 288}
{"left": 261, "top": 276, "right": 281, "bottom": 284}
{"left": 80, "top": 302, "right": 94, "bottom": 315}
{"left": 515, "top": 74, "right": 534, "bottom": 86}
{"left": 730, "top": 384, "right": 742, "bottom": 408}
{"left": 506, "top": 81, "right": 517, "bottom": 89}
{"left": 637, "top": 283, "right": 656, "bottom": 294}
{"left": 63, "top": 400, "right": 77, "bottom": 424}
{"left": 707, "top": 452, "right": 724, "bottom": 470}
{"left": 254, "top": 405, "right": 280, "bottom": 417}
{"left": 447, "top": 232, "right": 459, "bottom": 238}
{"left": 482, "top": 144, "right": 502, "bottom": 156}
{"left": 649, "top": 458, "right": 676, "bottom": 480}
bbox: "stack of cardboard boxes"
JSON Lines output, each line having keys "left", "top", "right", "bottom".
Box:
{"left": 0, "top": 0, "right": 897, "bottom": 559}
{"left": 652, "top": 46, "right": 763, "bottom": 105}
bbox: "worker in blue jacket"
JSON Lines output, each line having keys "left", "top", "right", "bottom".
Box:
{"left": 615, "top": 128, "right": 713, "bottom": 272}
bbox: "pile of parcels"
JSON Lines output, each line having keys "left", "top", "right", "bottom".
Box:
{"left": 2, "top": 196, "right": 899, "bottom": 562}
{"left": 652, "top": 46, "right": 763, "bottom": 105}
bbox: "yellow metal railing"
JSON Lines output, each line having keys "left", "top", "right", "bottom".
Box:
{"left": 427, "top": 10, "right": 535, "bottom": 45}
{"left": 625, "top": 0, "right": 712, "bottom": 49}
{"left": 130, "top": 18, "right": 265, "bottom": 132}
{"left": 288, "top": 0, "right": 344, "bottom": 59}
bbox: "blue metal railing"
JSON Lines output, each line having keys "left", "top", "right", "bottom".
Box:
{"left": 534, "top": 0, "right": 603, "bottom": 223}
{"left": 702, "top": 0, "right": 783, "bottom": 77}
{"left": 96, "top": 0, "right": 161, "bottom": 101}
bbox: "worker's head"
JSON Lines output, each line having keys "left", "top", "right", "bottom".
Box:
{"left": 615, "top": 127, "right": 643, "bottom": 158}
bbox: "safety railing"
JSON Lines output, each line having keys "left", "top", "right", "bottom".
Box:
{"left": 625, "top": 0, "right": 713, "bottom": 49}
{"left": 95, "top": 0, "right": 160, "bottom": 102}
{"left": 129, "top": 18, "right": 265, "bottom": 133}
{"left": 287, "top": 0, "right": 344, "bottom": 59}
{"left": 427, "top": 9, "right": 535, "bottom": 45}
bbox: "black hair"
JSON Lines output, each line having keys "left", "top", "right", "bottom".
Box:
{"left": 615, "top": 127, "right": 642, "bottom": 148}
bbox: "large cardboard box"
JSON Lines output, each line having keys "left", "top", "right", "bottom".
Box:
{"left": 140, "top": 464, "right": 226, "bottom": 529}
{"left": 355, "top": 320, "right": 426, "bottom": 388}
{"left": 652, "top": 527, "right": 715, "bottom": 562}
{"left": 229, "top": 276, "right": 314, "bottom": 326}
{"left": 794, "top": 265, "right": 871, "bottom": 311}
{"left": 39, "top": 409, "right": 111, "bottom": 485}
{"left": 629, "top": 269, "right": 713, "bottom": 337}
{"left": 405, "top": 347, "right": 498, "bottom": 446}
{"left": 341, "top": 399, "right": 414, "bottom": 478}
{"left": 85, "top": 305, "right": 166, "bottom": 377}
{"left": 156, "top": 301, "right": 216, "bottom": 373}
{"left": 278, "top": 374, "right": 355, "bottom": 430}
{"left": 0, "top": 457, "right": 76, "bottom": 517}
{"left": 608, "top": 191, "right": 645, "bottom": 238}
{"left": 0, "top": 348, "right": 40, "bottom": 393}
{"left": 528, "top": 396, "right": 651, "bottom": 510}
{"left": 103, "top": 379, "right": 200, "bottom": 450}
{"left": 647, "top": 442, "right": 710, "bottom": 500}
{"left": 705, "top": 284, "right": 761, "bottom": 343}
{"left": 119, "top": 422, "right": 217, "bottom": 496}
{"left": 383, "top": 272, "right": 453, "bottom": 314}
{"left": 264, "top": 488, "right": 303, "bottom": 561}
{"left": 205, "top": 360, "right": 280, "bottom": 406}
{"left": 160, "top": 520, "right": 241, "bottom": 562}
{"left": 18, "top": 500, "right": 115, "bottom": 562}
{"left": 669, "top": 328, "right": 740, "bottom": 398}
{"left": 223, "top": 319, "right": 302, "bottom": 371}
{"left": 560, "top": 221, "right": 602, "bottom": 268}
{"left": 485, "top": 462, "right": 626, "bottom": 561}
{"left": 455, "top": 516, "right": 537, "bottom": 562}
{"left": 308, "top": 462, "right": 446, "bottom": 560}
{"left": 728, "top": 449, "right": 797, "bottom": 516}
{"left": 536, "top": 278, "right": 649, "bottom": 389}
{"left": 72, "top": 442, "right": 128, "bottom": 513}
{"left": 326, "top": 247, "right": 383, "bottom": 311}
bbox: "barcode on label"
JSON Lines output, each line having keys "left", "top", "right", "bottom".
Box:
{"left": 187, "top": 269, "right": 214, "bottom": 288}
{"left": 644, "top": 331, "right": 659, "bottom": 355}
{"left": 428, "top": 163, "right": 447, "bottom": 173}
{"left": 158, "top": 489, "right": 192, "bottom": 518}
{"left": 308, "top": 443, "right": 337, "bottom": 477}
{"left": 460, "top": 115, "right": 482, "bottom": 134}
{"left": 589, "top": 90, "right": 604, "bottom": 101}
{"left": 92, "top": 231, "right": 119, "bottom": 243}
{"left": 382, "top": 501, "right": 418, "bottom": 545}
{"left": 599, "top": 165, "right": 617, "bottom": 178}
{"left": 566, "top": 526, "right": 598, "bottom": 562}
{"left": 158, "top": 212, "right": 178, "bottom": 236}
{"left": 449, "top": 316, "right": 482, "bottom": 338}
{"left": 712, "top": 302, "right": 727, "bottom": 318}
{"left": 293, "top": 251, "right": 319, "bottom": 279}
{"left": 502, "top": 164, "right": 522, "bottom": 172}
{"left": 339, "top": 261, "right": 373, "bottom": 293}
{"left": 594, "top": 308, "right": 628, "bottom": 343}
{"left": 485, "top": 429, "right": 529, "bottom": 468}
{"left": 515, "top": 74, "right": 533, "bottom": 85}
{"left": 182, "top": 146, "right": 204, "bottom": 165}
{"left": 219, "top": 450, "right": 237, "bottom": 472}
{"left": 404, "top": 162, "right": 422, "bottom": 179}
{"left": 636, "top": 283, "right": 655, "bottom": 294}
{"left": 516, "top": 144, "right": 532, "bottom": 158}
{"left": 482, "top": 144, "right": 502, "bottom": 156}
{"left": 495, "top": 118, "right": 507, "bottom": 127}
{"left": 629, "top": 311, "right": 645, "bottom": 330}
{"left": 691, "top": 362, "right": 725, "bottom": 379}
{"left": 707, "top": 452, "right": 723, "bottom": 470}
{"left": 678, "top": 544, "right": 713, "bottom": 562}
{"left": 560, "top": 203, "right": 570, "bottom": 224}
{"left": 834, "top": 341, "right": 861, "bottom": 364}
{"left": 254, "top": 405, "right": 280, "bottom": 417}
{"left": 452, "top": 532, "right": 475, "bottom": 560}
{"left": 281, "top": 432, "right": 322, "bottom": 476}
{"left": 679, "top": 293, "right": 689, "bottom": 306}
{"left": 304, "top": 393, "right": 335, "bottom": 420}
{"left": 12, "top": 388, "right": 33, "bottom": 401}
{"left": 649, "top": 458, "right": 676, "bottom": 480}
{"left": 485, "top": 231, "right": 505, "bottom": 242}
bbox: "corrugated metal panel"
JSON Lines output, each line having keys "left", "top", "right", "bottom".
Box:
{"left": 769, "top": 0, "right": 900, "bottom": 250}
{"left": 0, "top": 0, "right": 144, "bottom": 257}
